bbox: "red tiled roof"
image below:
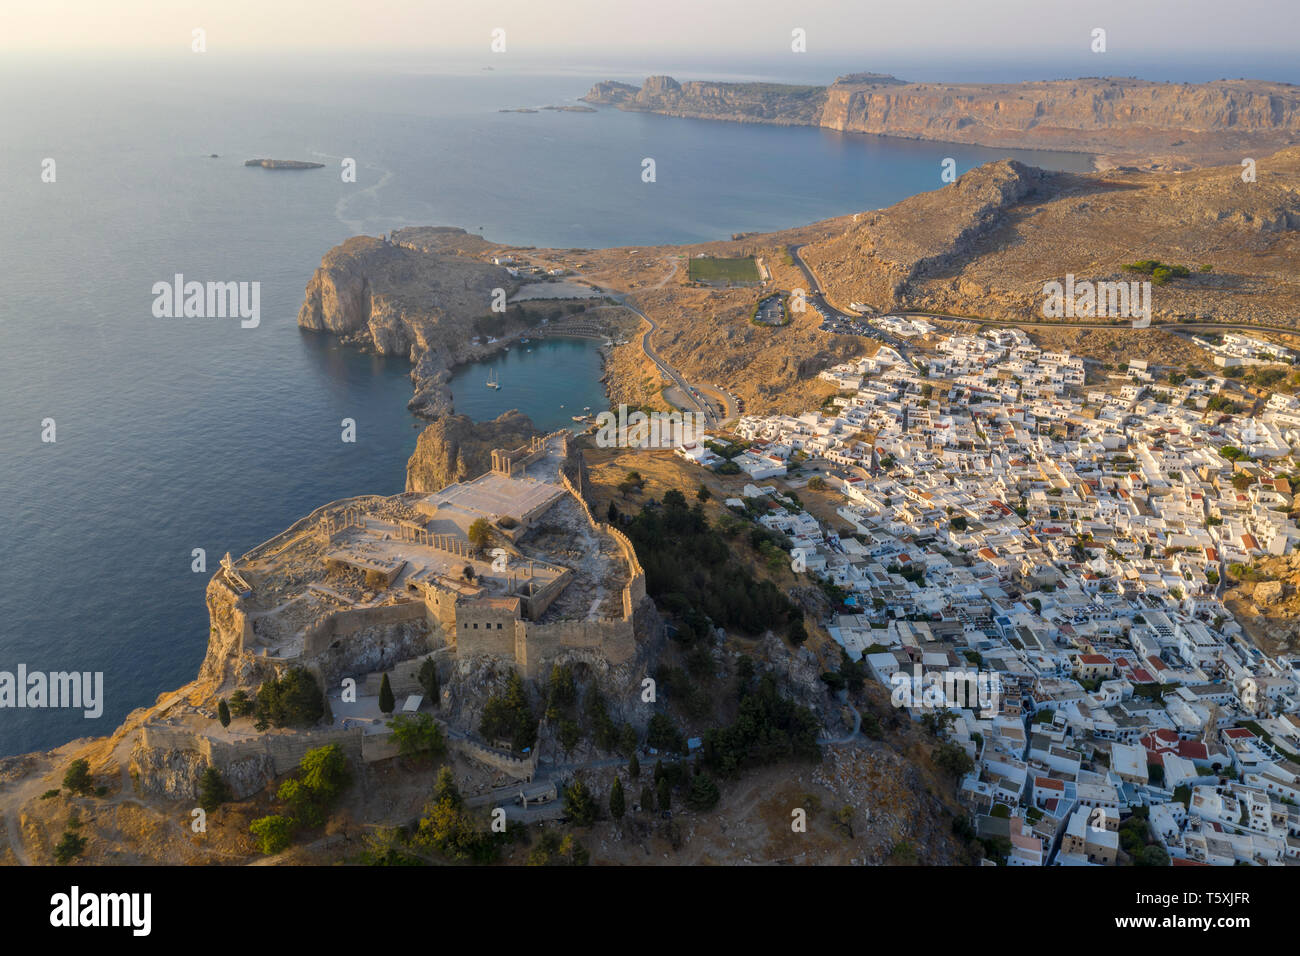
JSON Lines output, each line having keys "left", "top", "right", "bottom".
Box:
{"left": 1177, "top": 740, "right": 1209, "bottom": 761}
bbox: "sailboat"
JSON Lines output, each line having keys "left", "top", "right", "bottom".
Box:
{"left": 486, "top": 369, "right": 501, "bottom": 390}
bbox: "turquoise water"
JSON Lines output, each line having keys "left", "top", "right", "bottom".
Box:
{"left": 0, "top": 59, "right": 1098, "bottom": 756}
{"left": 447, "top": 338, "right": 610, "bottom": 433}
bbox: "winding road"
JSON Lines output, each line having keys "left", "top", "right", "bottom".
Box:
{"left": 608, "top": 259, "right": 731, "bottom": 430}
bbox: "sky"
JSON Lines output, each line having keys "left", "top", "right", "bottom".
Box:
{"left": 3, "top": 0, "right": 1298, "bottom": 62}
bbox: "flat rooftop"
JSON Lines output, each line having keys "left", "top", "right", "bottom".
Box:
{"left": 416, "top": 471, "right": 564, "bottom": 524}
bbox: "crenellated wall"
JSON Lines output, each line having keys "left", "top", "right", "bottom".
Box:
{"left": 557, "top": 466, "right": 646, "bottom": 616}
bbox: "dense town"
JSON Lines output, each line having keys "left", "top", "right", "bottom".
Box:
{"left": 678, "top": 324, "right": 1300, "bottom": 866}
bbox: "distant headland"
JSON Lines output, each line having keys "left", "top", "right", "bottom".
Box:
{"left": 243, "top": 158, "right": 326, "bottom": 170}
{"left": 584, "top": 73, "right": 1300, "bottom": 170}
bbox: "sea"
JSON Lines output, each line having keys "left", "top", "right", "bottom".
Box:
{"left": 1, "top": 49, "right": 1292, "bottom": 756}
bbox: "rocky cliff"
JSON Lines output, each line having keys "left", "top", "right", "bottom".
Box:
{"left": 405, "top": 409, "right": 541, "bottom": 493}
{"left": 296, "top": 228, "right": 514, "bottom": 417}
{"left": 585, "top": 73, "right": 1300, "bottom": 168}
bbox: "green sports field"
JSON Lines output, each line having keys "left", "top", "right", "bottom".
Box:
{"left": 688, "top": 256, "right": 760, "bottom": 283}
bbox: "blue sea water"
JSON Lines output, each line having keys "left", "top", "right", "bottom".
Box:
{"left": 0, "top": 55, "right": 1130, "bottom": 756}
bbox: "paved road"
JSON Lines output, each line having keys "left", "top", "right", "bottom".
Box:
{"left": 606, "top": 261, "right": 723, "bottom": 430}
{"left": 787, "top": 245, "right": 913, "bottom": 356}
{"left": 555, "top": 256, "right": 725, "bottom": 430}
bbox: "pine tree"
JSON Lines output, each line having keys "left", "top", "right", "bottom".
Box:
{"left": 640, "top": 785, "right": 656, "bottom": 813}
{"left": 217, "top": 698, "right": 231, "bottom": 728}
{"left": 198, "top": 765, "right": 231, "bottom": 812}
{"left": 609, "top": 777, "right": 625, "bottom": 820}
{"left": 379, "top": 673, "right": 395, "bottom": 715}
{"left": 628, "top": 752, "right": 640, "bottom": 779}
{"left": 418, "top": 658, "right": 440, "bottom": 709}
{"left": 656, "top": 777, "right": 671, "bottom": 813}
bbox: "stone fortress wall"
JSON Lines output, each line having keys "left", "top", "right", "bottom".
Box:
{"left": 149, "top": 433, "right": 645, "bottom": 794}
{"left": 202, "top": 431, "right": 648, "bottom": 701}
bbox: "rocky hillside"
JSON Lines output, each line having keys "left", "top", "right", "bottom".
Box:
{"left": 801, "top": 146, "right": 1300, "bottom": 326}
{"left": 1225, "top": 554, "right": 1300, "bottom": 656}
{"left": 296, "top": 227, "right": 513, "bottom": 417}
{"left": 405, "top": 409, "right": 540, "bottom": 492}
{"left": 585, "top": 75, "right": 827, "bottom": 126}
{"left": 585, "top": 73, "right": 1300, "bottom": 168}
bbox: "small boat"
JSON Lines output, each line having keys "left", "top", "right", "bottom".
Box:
{"left": 521, "top": 337, "right": 530, "bottom": 344}
{"left": 486, "top": 369, "right": 501, "bottom": 390}
{"left": 572, "top": 415, "right": 587, "bottom": 422}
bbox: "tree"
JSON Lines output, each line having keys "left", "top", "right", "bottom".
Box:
{"left": 467, "top": 517, "right": 492, "bottom": 553}
{"left": 54, "top": 831, "right": 88, "bottom": 865}
{"left": 640, "top": 785, "right": 656, "bottom": 813}
{"left": 414, "top": 768, "right": 500, "bottom": 863}
{"left": 547, "top": 664, "right": 576, "bottom": 709}
{"left": 249, "top": 815, "right": 296, "bottom": 854}
{"left": 697, "top": 484, "right": 711, "bottom": 502}
{"left": 527, "top": 831, "right": 589, "bottom": 866}
{"left": 686, "top": 774, "right": 720, "bottom": 811}
{"left": 198, "top": 766, "right": 231, "bottom": 812}
{"left": 607, "top": 501, "right": 619, "bottom": 523}
{"left": 378, "top": 673, "right": 396, "bottom": 715}
{"left": 559, "top": 719, "right": 581, "bottom": 755}
{"left": 934, "top": 742, "right": 974, "bottom": 779}
{"left": 480, "top": 672, "right": 537, "bottom": 752}
{"left": 628, "top": 752, "right": 640, "bottom": 779}
{"left": 62, "top": 759, "right": 93, "bottom": 796}
{"left": 564, "top": 777, "right": 599, "bottom": 826}
{"left": 656, "top": 777, "right": 672, "bottom": 813}
{"left": 387, "top": 712, "right": 447, "bottom": 758}
{"left": 433, "top": 767, "right": 462, "bottom": 809}
{"left": 618, "top": 723, "right": 638, "bottom": 757}
{"left": 417, "top": 658, "right": 440, "bottom": 708}
{"left": 647, "top": 714, "right": 683, "bottom": 754}
{"left": 217, "top": 698, "right": 231, "bottom": 728}
{"left": 787, "top": 618, "right": 808, "bottom": 646}
{"left": 609, "top": 777, "right": 626, "bottom": 820}
{"left": 462, "top": 565, "right": 476, "bottom": 582}
{"left": 254, "top": 668, "right": 324, "bottom": 728}
{"left": 228, "top": 688, "right": 253, "bottom": 717}
{"left": 299, "top": 744, "right": 352, "bottom": 806}
{"left": 808, "top": 475, "right": 827, "bottom": 491}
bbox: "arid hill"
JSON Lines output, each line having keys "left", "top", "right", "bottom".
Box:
{"left": 801, "top": 146, "right": 1300, "bottom": 326}
{"left": 585, "top": 74, "right": 1300, "bottom": 169}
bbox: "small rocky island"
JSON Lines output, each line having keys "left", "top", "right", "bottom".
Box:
{"left": 244, "top": 158, "right": 326, "bottom": 169}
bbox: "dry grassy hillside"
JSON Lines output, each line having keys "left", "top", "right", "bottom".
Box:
{"left": 803, "top": 147, "right": 1300, "bottom": 328}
